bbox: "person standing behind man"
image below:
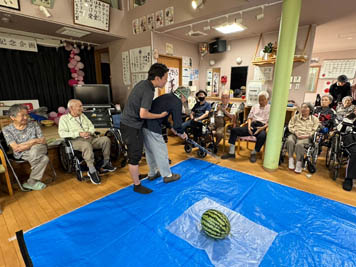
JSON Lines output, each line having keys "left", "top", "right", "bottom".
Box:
{"left": 329, "top": 75, "right": 351, "bottom": 107}
{"left": 142, "top": 87, "right": 189, "bottom": 183}
{"left": 120, "top": 63, "right": 169, "bottom": 194}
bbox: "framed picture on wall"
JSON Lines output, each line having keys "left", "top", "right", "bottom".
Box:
{"left": 73, "top": 0, "right": 110, "bottom": 32}
{"left": 31, "top": 0, "right": 55, "bottom": 9}
{"left": 0, "top": 0, "right": 20, "bottom": 10}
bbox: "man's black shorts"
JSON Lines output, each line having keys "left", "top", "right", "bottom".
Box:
{"left": 120, "top": 123, "right": 143, "bottom": 165}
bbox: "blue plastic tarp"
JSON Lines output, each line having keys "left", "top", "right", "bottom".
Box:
{"left": 24, "top": 158, "right": 356, "bottom": 266}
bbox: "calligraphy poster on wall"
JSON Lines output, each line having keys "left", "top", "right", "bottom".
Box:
{"left": 155, "top": 10, "right": 164, "bottom": 28}
{"left": 320, "top": 59, "right": 356, "bottom": 79}
{"left": 122, "top": 51, "right": 131, "bottom": 86}
{"left": 147, "top": 13, "right": 154, "bottom": 30}
{"left": 132, "top": 73, "right": 148, "bottom": 87}
{"left": 166, "top": 68, "right": 179, "bottom": 93}
{"left": 165, "top": 6, "right": 174, "bottom": 26}
{"left": 74, "top": 0, "right": 110, "bottom": 31}
{"left": 130, "top": 46, "right": 152, "bottom": 73}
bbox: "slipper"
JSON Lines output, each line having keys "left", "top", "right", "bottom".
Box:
{"left": 23, "top": 181, "right": 47, "bottom": 191}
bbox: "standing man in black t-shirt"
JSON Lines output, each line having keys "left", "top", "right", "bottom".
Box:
{"left": 329, "top": 75, "right": 351, "bottom": 107}
{"left": 142, "top": 87, "right": 190, "bottom": 184}
{"left": 120, "top": 63, "right": 169, "bottom": 194}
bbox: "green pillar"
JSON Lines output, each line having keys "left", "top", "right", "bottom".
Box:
{"left": 263, "top": 0, "right": 302, "bottom": 171}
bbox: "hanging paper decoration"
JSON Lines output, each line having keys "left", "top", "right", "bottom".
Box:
{"left": 67, "top": 45, "right": 85, "bottom": 86}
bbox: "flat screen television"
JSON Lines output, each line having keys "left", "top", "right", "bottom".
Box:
{"left": 73, "top": 84, "right": 112, "bottom": 107}
{"left": 230, "top": 67, "right": 248, "bottom": 90}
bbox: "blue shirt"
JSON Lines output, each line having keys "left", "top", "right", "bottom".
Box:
{"left": 192, "top": 102, "right": 211, "bottom": 118}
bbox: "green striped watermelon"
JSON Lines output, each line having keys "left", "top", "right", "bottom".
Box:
{"left": 201, "top": 209, "right": 231, "bottom": 239}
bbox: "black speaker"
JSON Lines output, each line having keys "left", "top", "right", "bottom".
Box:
{"left": 209, "top": 39, "right": 226, "bottom": 54}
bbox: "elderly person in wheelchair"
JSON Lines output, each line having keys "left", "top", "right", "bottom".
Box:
{"left": 58, "top": 99, "right": 116, "bottom": 185}
{"left": 182, "top": 90, "right": 211, "bottom": 132}
{"left": 221, "top": 91, "right": 270, "bottom": 163}
{"left": 336, "top": 96, "right": 355, "bottom": 123}
{"left": 286, "top": 103, "right": 320, "bottom": 173}
{"left": 2, "top": 104, "right": 48, "bottom": 190}
{"left": 336, "top": 106, "right": 356, "bottom": 191}
{"left": 209, "top": 91, "right": 236, "bottom": 146}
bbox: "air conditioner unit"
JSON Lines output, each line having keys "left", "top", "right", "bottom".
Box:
{"left": 56, "top": 27, "right": 90, "bottom": 38}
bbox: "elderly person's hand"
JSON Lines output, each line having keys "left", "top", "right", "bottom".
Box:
{"left": 80, "top": 132, "right": 91, "bottom": 139}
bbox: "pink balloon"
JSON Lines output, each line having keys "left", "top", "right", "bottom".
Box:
{"left": 70, "top": 68, "right": 77, "bottom": 73}
{"left": 77, "top": 62, "right": 84, "bottom": 69}
{"left": 68, "top": 63, "right": 75, "bottom": 69}
{"left": 74, "top": 55, "right": 81, "bottom": 61}
{"left": 49, "top": 111, "right": 57, "bottom": 118}
{"left": 70, "top": 54, "right": 74, "bottom": 58}
{"left": 58, "top": 107, "right": 66, "bottom": 114}
{"left": 78, "top": 76, "right": 83, "bottom": 81}
{"left": 74, "top": 48, "right": 80, "bottom": 54}
{"left": 65, "top": 44, "right": 73, "bottom": 51}
{"left": 70, "top": 59, "right": 77, "bottom": 65}
{"left": 77, "top": 70, "right": 85, "bottom": 77}
{"left": 68, "top": 79, "right": 78, "bottom": 86}
{"left": 75, "top": 66, "right": 80, "bottom": 70}
{"left": 78, "top": 81, "right": 85, "bottom": 85}
{"left": 71, "top": 73, "right": 78, "bottom": 78}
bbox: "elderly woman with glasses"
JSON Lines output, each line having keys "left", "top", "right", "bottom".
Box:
{"left": 2, "top": 104, "right": 48, "bottom": 190}
{"left": 286, "top": 103, "right": 320, "bottom": 173}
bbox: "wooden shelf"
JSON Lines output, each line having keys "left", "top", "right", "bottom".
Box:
{"left": 252, "top": 56, "right": 307, "bottom": 65}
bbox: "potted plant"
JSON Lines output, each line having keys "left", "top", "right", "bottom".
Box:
{"left": 263, "top": 42, "right": 273, "bottom": 60}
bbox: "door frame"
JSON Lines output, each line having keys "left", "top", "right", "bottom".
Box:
{"left": 94, "top": 48, "right": 110, "bottom": 84}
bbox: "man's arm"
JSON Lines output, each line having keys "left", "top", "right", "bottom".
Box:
{"left": 195, "top": 110, "right": 210, "bottom": 121}
{"left": 140, "top": 108, "right": 168, "bottom": 119}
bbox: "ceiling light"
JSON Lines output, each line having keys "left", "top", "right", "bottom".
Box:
{"left": 192, "top": 0, "right": 205, "bottom": 9}
{"left": 214, "top": 22, "right": 246, "bottom": 34}
{"left": 256, "top": 6, "right": 264, "bottom": 20}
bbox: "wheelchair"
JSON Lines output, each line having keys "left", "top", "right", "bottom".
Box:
{"left": 279, "top": 126, "right": 290, "bottom": 165}
{"left": 184, "top": 119, "right": 217, "bottom": 158}
{"left": 326, "top": 123, "right": 356, "bottom": 180}
{"left": 59, "top": 106, "right": 128, "bottom": 182}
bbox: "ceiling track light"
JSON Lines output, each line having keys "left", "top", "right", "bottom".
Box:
{"left": 192, "top": 0, "right": 205, "bottom": 10}
{"left": 256, "top": 6, "right": 264, "bottom": 21}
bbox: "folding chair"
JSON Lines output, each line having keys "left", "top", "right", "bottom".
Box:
{"left": 0, "top": 147, "right": 13, "bottom": 196}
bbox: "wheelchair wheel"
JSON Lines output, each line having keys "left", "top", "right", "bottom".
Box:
{"left": 105, "top": 130, "right": 122, "bottom": 161}
{"left": 330, "top": 167, "right": 339, "bottom": 181}
{"left": 329, "top": 153, "right": 340, "bottom": 181}
{"left": 59, "top": 144, "right": 73, "bottom": 173}
{"left": 120, "top": 158, "right": 127, "bottom": 168}
{"left": 184, "top": 143, "right": 192, "bottom": 153}
{"left": 325, "top": 146, "right": 332, "bottom": 168}
{"left": 207, "top": 143, "right": 218, "bottom": 154}
{"left": 197, "top": 149, "right": 207, "bottom": 158}
{"left": 306, "top": 160, "right": 316, "bottom": 174}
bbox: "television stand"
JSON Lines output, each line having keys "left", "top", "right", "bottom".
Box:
{"left": 83, "top": 106, "right": 112, "bottom": 128}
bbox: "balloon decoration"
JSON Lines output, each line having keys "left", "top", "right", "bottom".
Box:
{"left": 66, "top": 44, "right": 85, "bottom": 87}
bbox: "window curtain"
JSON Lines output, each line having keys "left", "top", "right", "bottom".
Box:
{"left": 0, "top": 45, "right": 96, "bottom": 112}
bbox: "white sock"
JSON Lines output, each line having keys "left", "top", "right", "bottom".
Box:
{"left": 229, "top": 144, "right": 235, "bottom": 154}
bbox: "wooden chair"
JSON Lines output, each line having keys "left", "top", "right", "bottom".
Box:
{"left": 224, "top": 121, "right": 267, "bottom": 159}
{"left": 222, "top": 110, "right": 242, "bottom": 152}
{"left": 0, "top": 146, "right": 13, "bottom": 196}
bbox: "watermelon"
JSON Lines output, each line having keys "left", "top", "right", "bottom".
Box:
{"left": 201, "top": 209, "right": 231, "bottom": 239}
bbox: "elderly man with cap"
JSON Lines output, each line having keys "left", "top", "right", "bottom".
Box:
{"left": 142, "top": 87, "right": 189, "bottom": 183}
{"left": 182, "top": 90, "right": 211, "bottom": 131}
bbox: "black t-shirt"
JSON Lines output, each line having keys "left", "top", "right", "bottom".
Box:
{"left": 329, "top": 82, "right": 351, "bottom": 104}
{"left": 143, "top": 93, "right": 184, "bottom": 135}
{"left": 121, "top": 80, "right": 155, "bottom": 129}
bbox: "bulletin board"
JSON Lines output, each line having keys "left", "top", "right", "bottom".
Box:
{"left": 319, "top": 59, "right": 356, "bottom": 79}
{"left": 73, "top": 0, "right": 110, "bottom": 31}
